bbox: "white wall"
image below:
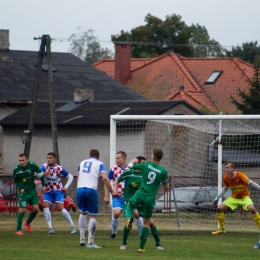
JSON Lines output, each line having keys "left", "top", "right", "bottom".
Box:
{"left": 2, "top": 125, "right": 110, "bottom": 175}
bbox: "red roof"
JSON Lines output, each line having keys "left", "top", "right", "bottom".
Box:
{"left": 93, "top": 53, "right": 255, "bottom": 114}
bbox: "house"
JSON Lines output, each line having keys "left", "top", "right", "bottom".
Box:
{"left": 0, "top": 32, "right": 201, "bottom": 175}
{"left": 0, "top": 100, "right": 201, "bottom": 174}
{"left": 93, "top": 44, "right": 255, "bottom": 114}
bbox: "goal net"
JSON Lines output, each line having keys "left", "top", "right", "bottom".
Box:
{"left": 110, "top": 114, "right": 260, "bottom": 231}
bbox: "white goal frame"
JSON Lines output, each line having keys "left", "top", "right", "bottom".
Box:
{"left": 110, "top": 114, "right": 260, "bottom": 230}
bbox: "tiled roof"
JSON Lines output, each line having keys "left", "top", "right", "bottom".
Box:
{"left": 0, "top": 100, "right": 200, "bottom": 126}
{"left": 93, "top": 53, "right": 255, "bottom": 114}
{"left": 0, "top": 50, "right": 146, "bottom": 103}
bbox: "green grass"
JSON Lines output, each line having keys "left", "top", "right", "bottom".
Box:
{"left": 0, "top": 229, "right": 260, "bottom": 259}
{"left": 0, "top": 213, "right": 260, "bottom": 259}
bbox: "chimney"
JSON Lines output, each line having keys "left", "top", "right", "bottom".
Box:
{"left": 74, "top": 89, "right": 94, "bottom": 103}
{"left": 0, "top": 30, "right": 10, "bottom": 50}
{"left": 115, "top": 44, "right": 131, "bottom": 84}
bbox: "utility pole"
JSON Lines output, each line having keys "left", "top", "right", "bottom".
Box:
{"left": 23, "top": 35, "right": 60, "bottom": 164}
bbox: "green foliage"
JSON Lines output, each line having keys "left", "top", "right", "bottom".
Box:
{"left": 112, "top": 13, "right": 193, "bottom": 58}
{"left": 225, "top": 41, "right": 260, "bottom": 64}
{"left": 111, "top": 13, "right": 222, "bottom": 58}
{"left": 189, "top": 24, "right": 224, "bottom": 57}
{"left": 231, "top": 63, "right": 260, "bottom": 114}
{"left": 69, "top": 28, "right": 114, "bottom": 64}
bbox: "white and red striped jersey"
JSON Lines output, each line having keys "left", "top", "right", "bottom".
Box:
{"left": 108, "top": 165, "right": 127, "bottom": 195}
{"left": 40, "top": 163, "right": 70, "bottom": 192}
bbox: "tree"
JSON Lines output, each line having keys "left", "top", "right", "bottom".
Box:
{"left": 111, "top": 13, "right": 221, "bottom": 58}
{"left": 111, "top": 13, "right": 194, "bottom": 58}
{"left": 188, "top": 24, "right": 224, "bottom": 57}
{"left": 225, "top": 41, "right": 260, "bottom": 64}
{"left": 231, "top": 63, "right": 260, "bottom": 114}
{"left": 68, "top": 28, "right": 114, "bottom": 64}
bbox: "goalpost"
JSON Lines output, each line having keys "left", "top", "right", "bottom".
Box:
{"left": 110, "top": 114, "right": 260, "bottom": 231}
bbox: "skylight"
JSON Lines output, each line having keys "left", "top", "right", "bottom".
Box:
{"left": 204, "top": 70, "right": 223, "bottom": 85}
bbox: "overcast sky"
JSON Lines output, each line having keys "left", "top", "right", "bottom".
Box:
{"left": 1, "top": 0, "right": 259, "bottom": 53}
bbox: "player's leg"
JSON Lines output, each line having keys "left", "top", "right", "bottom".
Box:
{"left": 149, "top": 218, "right": 164, "bottom": 249}
{"left": 43, "top": 192, "right": 55, "bottom": 233}
{"left": 133, "top": 209, "right": 143, "bottom": 235}
{"left": 212, "top": 200, "right": 232, "bottom": 235}
{"left": 86, "top": 189, "right": 100, "bottom": 248}
{"left": 24, "top": 193, "right": 39, "bottom": 233}
{"left": 110, "top": 196, "right": 124, "bottom": 239}
{"left": 246, "top": 200, "right": 260, "bottom": 248}
{"left": 55, "top": 191, "right": 77, "bottom": 233}
{"left": 77, "top": 188, "right": 87, "bottom": 246}
{"left": 16, "top": 207, "right": 26, "bottom": 235}
{"left": 120, "top": 202, "right": 131, "bottom": 249}
{"left": 138, "top": 196, "right": 154, "bottom": 252}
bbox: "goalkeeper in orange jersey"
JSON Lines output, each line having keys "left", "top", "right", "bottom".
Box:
{"left": 211, "top": 161, "right": 260, "bottom": 249}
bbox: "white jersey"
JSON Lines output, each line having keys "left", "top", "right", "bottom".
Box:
{"left": 77, "top": 157, "right": 107, "bottom": 190}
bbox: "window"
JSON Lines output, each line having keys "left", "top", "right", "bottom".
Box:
{"left": 204, "top": 70, "right": 223, "bottom": 85}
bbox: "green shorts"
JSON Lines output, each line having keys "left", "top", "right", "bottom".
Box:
{"left": 18, "top": 192, "right": 39, "bottom": 208}
{"left": 223, "top": 196, "right": 253, "bottom": 211}
{"left": 123, "top": 200, "right": 144, "bottom": 218}
{"left": 129, "top": 193, "right": 155, "bottom": 218}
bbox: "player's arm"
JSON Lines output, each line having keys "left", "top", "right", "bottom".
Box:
{"left": 101, "top": 171, "right": 117, "bottom": 199}
{"left": 61, "top": 168, "right": 74, "bottom": 191}
{"left": 13, "top": 168, "right": 23, "bottom": 192}
{"left": 212, "top": 187, "right": 229, "bottom": 207}
{"left": 127, "top": 158, "right": 139, "bottom": 168}
{"left": 104, "top": 169, "right": 113, "bottom": 203}
{"left": 249, "top": 180, "right": 260, "bottom": 190}
{"left": 162, "top": 172, "right": 169, "bottom": 191}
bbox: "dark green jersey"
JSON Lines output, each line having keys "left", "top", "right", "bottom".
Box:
{"left": 117, "top": 168, "right": 142, "bottom": 201}
{"left": 13, "top": 161, "right": 44, "bottom": 194}
{"left": 132, "top": 162, "right": 168, "bottom": 196}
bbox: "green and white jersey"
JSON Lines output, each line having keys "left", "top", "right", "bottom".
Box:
{"left": 13, "top": 161, "right": 44, "bottom": 194}
{"left": 132, "top": 162, "right": 168, "bottom": 196}
{"left": 117, "top": 168, "right": 142, "bottom": 201}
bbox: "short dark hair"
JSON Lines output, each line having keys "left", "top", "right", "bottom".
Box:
{"left": 224, "top": 161, "right": 235, "bottom": 168}
{"left": 89, "top": 149, "right": 100, "bottom": 159}
{"left": 153, "top": 148, "right": 163, "bottom": 161}
{"left": 136, "top": 156, "right": 146, "bottom": 163}
{"left": 19, "top": 153, "right": 28, "bottom": 159}
{"left": 117, "top": 151, "right": 127, "bottom": 160}
{"left": 47, "top": 152, "right": 57, "bottom": 158}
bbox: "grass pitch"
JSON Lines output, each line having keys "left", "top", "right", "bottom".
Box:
{"left": 0, "top": 213, "right": 260, "bottom": 259}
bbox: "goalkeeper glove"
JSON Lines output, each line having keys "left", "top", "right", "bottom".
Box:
{"left": 211, "top": 199, "right": 219, "bottom": 207}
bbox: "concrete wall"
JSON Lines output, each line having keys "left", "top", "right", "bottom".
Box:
{"left": 1, "top": 125, "right": 111, "bottom": 174}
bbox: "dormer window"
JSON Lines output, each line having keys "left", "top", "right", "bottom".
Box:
{"left": 204, "top": 70, "right": 223, "bottom": 85}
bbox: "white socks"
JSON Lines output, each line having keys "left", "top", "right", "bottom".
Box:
{"left": 79, "top": 214, "right": 87, "bottom": 241}
{"left": 88, "top": 218, "right": 97, "bottom": 244}
{"left": 43, "top": 208, "right": 52, "bottom": 228}
{"left": 135, "top": 217, "right": 143, "bottom": 234}
{"left": 111, "top": 216, "right": 119, "bottom": 234}
{"left": 61, "top": 208, "right": 75, "bottom": 226}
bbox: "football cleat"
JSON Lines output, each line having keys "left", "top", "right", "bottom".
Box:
{"left": 156, "top": 245, "right": 164, "bottom": 250}
{"left": 126, "top": 217, "right": 134, "bottom": 231}
{"left": 109, "top": 233, "right": 116, "bottom": 239}
{"left": 138, "top": 248, "right": 145, "bottom": 253}
{"left": 212, "top": 228, "right": 226, "bottom": 235}
{"left": 86, "top": 243, "right": 101, "bottom": 248}
{"left": 120, "top": 244, "right": 126, "bottom": 249}
{"left": 48, "top": 228, "right": 55, "bottom": 234}
{"left": 24, "top": 222, "right": 32, "bottom": 233}
{"left": 80, "top": 239, "right": 86, "bottom": 246}
{"left": 71, "top": 226, "right": 77, "bottom": 234}
{"left": 16, "top": 230, "right": 23, "bottom": 235}
{"left": 254, "top": 242, "right": 260, "bottom": 249}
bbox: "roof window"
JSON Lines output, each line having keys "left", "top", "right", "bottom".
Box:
{"left": 204, "top": 71, "right": 222, "bottom": 85}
